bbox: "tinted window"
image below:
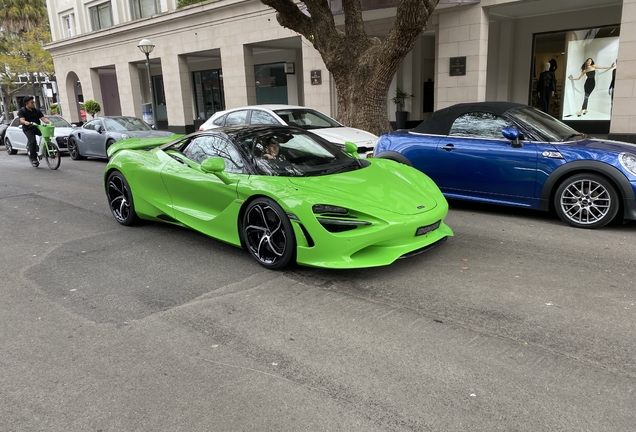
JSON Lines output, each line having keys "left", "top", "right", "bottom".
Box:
{"left": 225, "top": 111, "right": 249, "bottom": 126}
{"left": 212, "top": 114, "right": 226, "bottom": 126}
{"left": 449, "top": 112, "right": 513, "bottom": 139}
{"left": 250, "top": 110, "right": 278, "bottom": 125}
{"left": 273, "top": 109, "right": 341, "bottom": 129}
{"left": 10, "top": 118, "right": 21, "bottom": 127}
{"left": 83, "top": 120, "right": 100, "bottom": 131}
{"left": 104, "top": 117, "right": 151, "bottom": 132}
{"left": 47, "top": 117, "right": 72, "bottom": 127}
{"left": 511, "top": 107, "right": 581, "bottom": 142}
{"left": 182, "top": 135, "right": 245, "bottom": 173}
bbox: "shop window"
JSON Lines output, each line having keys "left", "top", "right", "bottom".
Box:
{"left": 254, "top": 63, "right": 288, "bottom": 105}
{"left": 130, "top": 0, "right": 160, "bottom": 20}
{"left": 531, "top": 25, "right": 620, "bottom": 123}
{"left": 89, "top": 2, "right": 114, "bottom": 30}
{"left": 193, "top": 70, "right": 225, "bottom": 120}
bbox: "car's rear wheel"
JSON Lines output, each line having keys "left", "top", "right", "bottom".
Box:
{"left": 5, "top": 137, "right": 17, "bottom": 155}
{"left": 68, "top": 136, "right": 85, "bottom": 160}
{"left": 106, "top": 171, "right": 138, "bottom": 226}
{"left": 554, "top": 173, "right": 619, "bottom": 229}
{"left": 242, "top": 197, "right": 295, "bottom": 270}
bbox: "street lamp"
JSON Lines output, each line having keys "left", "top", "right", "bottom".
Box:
{"left": 138, "top": 38, "right": 156, "bottom": 126}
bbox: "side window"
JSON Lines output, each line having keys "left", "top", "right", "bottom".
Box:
{"left": 83, "top": 120, "right": 99, "bottom": 131}
{"left": 225, "top": 110, "right": 248, "bottom": 126}
{"left": 250, "top": 110, "right": 278, "bottom": 125}
{"left": 212, "top": 114, "right": 226, "bottom": 126}
{"left": 11, "top": 118, "right": 21, "bottom": 127}
{"left": 183, "top": 135, "right": 245, "bottom": 173}
{"left": 449, "top": 112, "right": 513, "bottom": 139}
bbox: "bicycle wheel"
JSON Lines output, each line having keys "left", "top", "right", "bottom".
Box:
{"left": 44, "top": 141, "right": 61, "bottom": 170}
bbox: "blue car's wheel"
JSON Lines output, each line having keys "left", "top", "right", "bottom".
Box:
{"left": 554, "top": 173, "right": 619, "bottom": 229}
{"left": 107, "top": 171, "right": 138, "bottom": 226}
{"left": 242, "top": 198, "right": 295, "bottom": 270}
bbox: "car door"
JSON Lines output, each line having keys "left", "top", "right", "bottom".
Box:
{"left": 432, "top": 112, "right": 538, "bottom": 204}
{"left": 76, "top": 120, "right": 101, "bottom": 156}
{"left": 85, "top": 119, "right": 108, "bottom": 156}
{"left": 160, "top": 134, "right": 246, "bottom": 242}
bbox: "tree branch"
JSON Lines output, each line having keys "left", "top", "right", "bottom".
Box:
{"left": 341, "top": 0, "right": 368, "bottom": 46}
{"left": 260, "top": 0, "right": 314, "bottom": 38}
{"left": 382, "top": 0, "right": 438, "bottom": 63}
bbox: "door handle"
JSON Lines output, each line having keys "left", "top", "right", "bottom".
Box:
{"left": 441, "top": 144, "right": 455, "bottom": 151}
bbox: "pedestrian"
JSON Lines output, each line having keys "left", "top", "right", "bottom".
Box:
{"left": 18, "top": 95, "right": 51, "bottom": 167}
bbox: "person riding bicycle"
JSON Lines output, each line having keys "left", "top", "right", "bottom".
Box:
{"left": 18, "top": 95, "right": 51, "bottom": 167}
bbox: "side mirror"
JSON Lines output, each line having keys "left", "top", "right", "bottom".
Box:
{"left": 201, "top": 157, "right": 234, "bottom": 184}
{"left": 502, "top": 126, "right": 523, "bottom": 147}
{"left": 96, "top": 125, "right": 104, "bottom": 133}
{"left": 71, "top": 124, "right": 76, "bottom": 128}
{"left": 344, "top": 141, "right": 359, "bottom": 158}
{"left": 151, "top": 124, "right": 157, "bottom": 130}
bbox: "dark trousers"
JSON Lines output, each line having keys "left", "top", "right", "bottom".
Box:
{"left": 23, "top": 129, "right": 38, "bottom": 160}
{"left": 539, "top": 90, "right": 551, "bottom": 113}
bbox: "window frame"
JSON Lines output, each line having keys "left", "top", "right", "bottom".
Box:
{"left": 130, "top": 0, "right": 160, "bottom": 20}
{"left": 89, "top": 1, "right": 114, "bottom": 31}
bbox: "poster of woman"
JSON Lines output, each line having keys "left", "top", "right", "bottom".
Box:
{"left": 562, "top": 36, "right": 618, "bottom": 121}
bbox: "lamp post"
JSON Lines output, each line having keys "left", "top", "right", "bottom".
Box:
{"left": 137, "top": 38, "right": 156, "bottom": 126}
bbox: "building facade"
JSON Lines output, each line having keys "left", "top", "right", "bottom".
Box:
{"left": 45, "top": 0, "right": 636, "bottom": 140}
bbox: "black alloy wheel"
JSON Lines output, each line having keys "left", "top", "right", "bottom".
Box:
{"left": 68, "top": 137, "right": 85, "bottom": 160}
{"left": 554, "top": 173, "right": 620, "bottom": 229}
{"left": 5, "top": 137, "right": 17, "bottom": 155}
{"left": 242, "top": 197, "right": 295, "bottom": 270}
{"left": 106, "top": 171, "right": 138, "bottom": 226}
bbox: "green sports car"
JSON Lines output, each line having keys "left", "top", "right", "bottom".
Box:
{"left": 104, "top": 125, "right": 453, "bottom": 269}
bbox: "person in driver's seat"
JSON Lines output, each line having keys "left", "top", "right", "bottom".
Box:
{"left": 262, "top": 139, "right": 286, "bottom": 161}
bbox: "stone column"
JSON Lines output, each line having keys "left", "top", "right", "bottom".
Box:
{"left": 115, "top": 62, "right": 143, "bottom": 118}
{"left": 436, "top": 5, "right": 489, "bottom": 110}
{"left": 221, "top": 44, "right": 256, "bottom": 108}
{"left": 301, "top": 40, "right": 332, "bottom": 117}
{"left": 161, "top": 54, "right": 194, "bottom": 133}
{"left": 609, "top": 0, "right": 636, "bottom": 140}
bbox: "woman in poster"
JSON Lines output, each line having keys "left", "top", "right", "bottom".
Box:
{"left": 568, "top": 58, "right": 615, "bottom": 116}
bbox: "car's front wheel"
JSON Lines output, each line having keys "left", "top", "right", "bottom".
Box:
{"left": 106, "top": 171, "right": 138, "bottom": 226}
{"left": 68, "top": 137, "right": 85, "bottom": 160}
{"left": 5, "top": 137, "right": 17, "bottom": 155}
{"left": 554, "top": 173, "right": 619, "bottom": 229}
{"left": 242, "top": 198, "right": 295, "bottom": 270}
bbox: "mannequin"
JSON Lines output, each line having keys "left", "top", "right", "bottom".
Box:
{"left": 537, "top": 62, "right": 556, "bottom": 114}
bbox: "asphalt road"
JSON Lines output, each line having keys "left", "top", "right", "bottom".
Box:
{"left": 1, "top": 151, "right": 635, "bottom": 431}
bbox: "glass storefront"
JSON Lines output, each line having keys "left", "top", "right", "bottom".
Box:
{"left": 531, "top": 25, "right": 620, "bottom": 125}
{"left": 254, "top": 63, "right": 288, "bottom": 104}
{"left": 193, "top": 70, "right": 225, "bottom": 121}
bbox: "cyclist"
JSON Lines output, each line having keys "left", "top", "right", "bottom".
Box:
{"left": 18, "top": 95, "right": 51, "bottom": 167}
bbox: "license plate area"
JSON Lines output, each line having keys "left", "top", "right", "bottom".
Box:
{"left": 416, "top": 220, "right": 441, "bottom": 236}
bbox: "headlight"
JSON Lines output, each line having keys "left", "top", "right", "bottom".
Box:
{"left": 121, "top": 134, "right": 129, "bottom": 140}
{"left": 619, "top": 152, "right": 636, "bottom": 176}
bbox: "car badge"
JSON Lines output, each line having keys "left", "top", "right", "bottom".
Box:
{"left": 417, "top": 205, "right": 426, "bottom": 209}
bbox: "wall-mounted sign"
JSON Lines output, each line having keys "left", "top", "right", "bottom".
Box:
{"left": 449, "top": 56, "right": 467, "bottom": 76}
{"left": 311, "top": 70, "right": 322, "bottom": 85}
{"left": 285, "top": 62, "right": 295, "bottom": 74}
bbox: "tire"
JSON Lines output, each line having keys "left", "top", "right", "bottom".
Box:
{"left": 554, "top": 173, "right": 619, "bottom": 229}
{"left": 68, "top": 136, "right": 85, "bottom": 160}
{"left": 5, "top": 137, "right": 17, "bottom": 155}
{"left": 106, "top": 171, "right": 138, "bottom": 226}
{"left": 44, "top": 142, "right": 61, "bottom": 170}
{"left": 241, "top": 197, "right": 295, "bottom": 270}
{"left": 105, "top": 139, "right": 115, "bottom": 158}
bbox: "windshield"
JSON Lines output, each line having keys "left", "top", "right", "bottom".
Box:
{"left": 511, "top": 107, "right": 582, "bottom": 142}
{"left": 273, "top": 109, "right": 342, "bottom": 130}
{"left": 239, "top": 130, "right": 367, "bottom": 177}
{"left": 104, "top": 117, "right": 152, "bottom": 132}
{"left": 47, "top": 116, "right": 72, "bottom": 127}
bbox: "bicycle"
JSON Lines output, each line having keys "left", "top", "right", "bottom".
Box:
{"left": 33, "top": 123, "right": 61, "bottom": 170}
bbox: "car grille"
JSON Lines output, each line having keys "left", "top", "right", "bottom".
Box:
{"left": 56, "top": 136, "right": 68, "bottom": 149}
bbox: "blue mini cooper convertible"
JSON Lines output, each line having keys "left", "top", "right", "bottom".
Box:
{"left": 374, "top": 102, "right": 636, "bottom": 229}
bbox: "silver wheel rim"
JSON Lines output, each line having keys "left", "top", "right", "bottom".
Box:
{"left": 5, "top": 139, "right": 11, "bottom": 153}
{"left": 107, "top": 175, "right": 131, "bottom": 223}
{"left": 244, "top": 203, "right": 287, "bottom": 265}
{"left": 559, "top": 179, "right": 612, "bottom": 225}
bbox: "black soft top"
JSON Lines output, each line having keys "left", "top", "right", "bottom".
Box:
{"left": 412, "top": 102, "right": 527, "bottom": 135}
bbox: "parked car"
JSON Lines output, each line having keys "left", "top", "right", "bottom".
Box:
{"left": 104, "top": 125, "right": 452, "bottom": 269}
{"left": 4, "top": 115, "right": 75, "bottom": 155}
{"left": 0, "top": 115, "right": 8, "bottom": 143}
{"left": 67, "top": 116, "right": 176, "bottom": 160}
{"left": 199, "top": 105, "right": 378, "bottom": 158}
{"left": 374, "top": 101, "right": 636, "bottom": 229}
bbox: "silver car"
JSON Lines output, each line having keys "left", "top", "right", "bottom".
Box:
{"left": 67, "top": 116, "right": 175, "bottom": 160}
{"left": 5, "top": 115, "right": 75, "bottom": 155}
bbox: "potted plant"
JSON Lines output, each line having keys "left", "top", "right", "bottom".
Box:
{"left": 391, "top": 86, "right": 412, "bottom": 129}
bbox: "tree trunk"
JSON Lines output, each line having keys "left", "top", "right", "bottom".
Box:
{"left": 261, "top": 0, "right": 439, "bottom": 135}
